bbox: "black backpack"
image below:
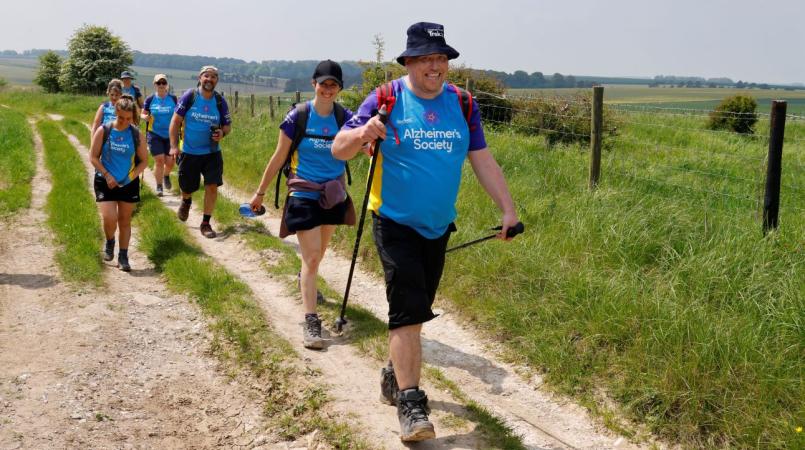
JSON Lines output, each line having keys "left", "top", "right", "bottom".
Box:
{"left": 183, "top": 89, "right": 225, "bottom": 126}
{"left": 274, "top": 101, "right": 350, "bottom": 208}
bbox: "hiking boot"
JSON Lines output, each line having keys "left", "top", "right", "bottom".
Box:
{"left": 163, "top": 176, "right": 172, "bottom": 190}
{"left": 117, "top": 253, "right": 131, "bottom": 272}
{"left": 302, "top": 315, "right": 323, "bottom": 350}
{"left": 200, "top": 222, "right": 217, "bottom": 239}
{"left": 297, "top": 271, "right": 326, "bottom": 304}
{"left": 103, "top": 240, "right": 115, "bottom": 262}
{"left": 156, "top": 185, "right": 164, "bottom": 197}
{"left": 177, "top": 201, "right": 190, "bottom": 222}
{"left": 397, "top": 389, "right": 435, "bottom": 442}
{"left": 380, "top": 362, "right": 399, "bottom": 405}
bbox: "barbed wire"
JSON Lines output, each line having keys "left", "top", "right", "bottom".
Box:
{"left": 612, "top": 135, "right": 769, "bottom": 163}
{"left": 482, "top": 117, "right": 591, "bottom": 139}
{"left": 607, "top": 104, "right": 773, "bottom": 117}
{"left": 612, "top": 117, "right": 771, "bottom": 140}
{"left": 610, "top": 157, "right": 764, "bottom": 186}
{"left": 608, "top": 107, "right": 773, "bottom": 121}
{"left": 607, "top": 165, "right": 759, "bottom": 205}
{"left": 475, "top": 102, "right": 592, "bottom": 121}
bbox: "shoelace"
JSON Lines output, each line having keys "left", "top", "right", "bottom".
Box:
{"left": 306, "top": 317, "right": 322, "bottom": 338}
{"left": 400, "top": 398, "right": 428, "bottom": 422}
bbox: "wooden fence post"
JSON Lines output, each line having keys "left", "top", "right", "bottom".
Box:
{"left": 269, "top": 96, "right": 275, "bottom": 120}
{"left": 589, "top": 86, "right": 604, "bottom": 190}
{"left": 465, "top": 78, "right": 475, "bottom": 93}
{"left": 250, "top": 94, "right": 255, "bottom": 117}
{"left": 763, "top": 100, "right": 787, "bottom": 234}
{"left": 234, "top": 91, "right": 239, "bottom": 112}
{"left": 295, "top": 90, "right": 301, "bottom": 103}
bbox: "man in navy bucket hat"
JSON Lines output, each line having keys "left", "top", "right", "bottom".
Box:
{"left": 333, "top": 22, "right": 519, "bottom": 442}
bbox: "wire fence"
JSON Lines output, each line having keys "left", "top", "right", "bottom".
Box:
{"left": 470, "top": 88, "right": 804, "bottom": 232}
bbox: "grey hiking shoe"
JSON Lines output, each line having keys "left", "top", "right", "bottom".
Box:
{"left": 303, "top": 315, "right": 324, "bottom": 350}
{"left": 380, "top": 362, "right": 399, "bottom": 405}
{"left": 117, "top": 253, "right": 131, "bottom": 272}
{"left": 177, "top": 201, "right": 190, "bottom": 222}
{"left": 397, "top": 389, "right": 435, "bottom": 442}
{"left": 103, "top": 240, "right": 115, "bottom": 262}
{"left": 297, "top": 271, "right": 326, "bottom": 304}
{"left": 163, "top": 176, "right": 172, "bottom": 190}
{"left": 156, "top": 185, "right": 164, "bottom": 197}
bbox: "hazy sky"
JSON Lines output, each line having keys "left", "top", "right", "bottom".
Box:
{"left": 3, "top": 0, "right": 803, "bottom": 84}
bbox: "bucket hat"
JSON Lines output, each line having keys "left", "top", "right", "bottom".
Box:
{"left": 396, "top": 22, "right": 459, "bottom": 65}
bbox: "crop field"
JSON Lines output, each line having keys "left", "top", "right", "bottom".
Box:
{"left": 509, "top": 85, "right": 805, "bottom": 115}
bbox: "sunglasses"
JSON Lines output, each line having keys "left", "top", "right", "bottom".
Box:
{"left": 155, "top": 80, "right": 167, "bottom": 85}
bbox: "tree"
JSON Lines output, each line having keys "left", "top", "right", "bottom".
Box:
{"left": 34, "top": 51, "right": 62, "bottom": 93}
{"left": 372, "top": 34, "right": 385, "bottom": 64}
{"left": 59, "top": 25, "right": 133, "bottom": 94}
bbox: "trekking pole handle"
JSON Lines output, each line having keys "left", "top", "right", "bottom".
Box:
{"left": 494, "top": 222, "right": 525, "bottom": 238}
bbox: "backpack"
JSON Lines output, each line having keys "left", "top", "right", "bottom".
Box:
{"left": 273, "top": 101, "right": 350, "bottom": 208}
{"left": 101, "top": 123, "right": 142, "bottom": 185}
{"left": 375, "top": 81, "right": 475, "bottom": 145}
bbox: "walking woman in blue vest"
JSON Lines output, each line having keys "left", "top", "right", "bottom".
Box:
{"left": 141, "top": 73, "right": 178, "bottom": 197}
{"left": 89, "top": 95, "right": 148, "bottom": 272}
{"left": 248, "top": 60, "right": 355, "bottom": 350}
{"left": 91, "top": 78, "right": 123, "bottom": 135}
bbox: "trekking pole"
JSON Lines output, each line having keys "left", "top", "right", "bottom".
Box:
{"left": 445, "top": 222, "right": 525, "bottom": 253}
{"left": 335, "top": 105, "right": 389, "bottom": 332}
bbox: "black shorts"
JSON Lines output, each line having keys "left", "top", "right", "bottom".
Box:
{"left": 94, "top": 174, "right": 140, "bottom": 203}
{"left": 284, "top": 195, "right": 349, "bottom": 233}
{"left": 177, "top": 152, "right": 223, "bottom": 193}
{"left": 372, "top": 214, "right": 455, "bottom": 330}
{"left": 147, "top": 132, "right": 170, "bottom": 157}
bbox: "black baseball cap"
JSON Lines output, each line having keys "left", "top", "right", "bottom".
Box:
{"left": 397, "top": 22, "right": 459, "bottom": 65}
{"left": 312, "top": 60, "right": 343, "bottom": 88}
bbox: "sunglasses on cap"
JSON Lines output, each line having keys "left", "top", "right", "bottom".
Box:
{"left": 155, "top": 80, "right": 167, "bottom": 85}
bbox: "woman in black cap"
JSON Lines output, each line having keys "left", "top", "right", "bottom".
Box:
{"left": 248, "top": 60, "right": 355, "bottom": 350}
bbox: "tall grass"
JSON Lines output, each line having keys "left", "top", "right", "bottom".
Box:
{"left": 37, "top": 120, "right": 103, "bottom": 285}
{"left": 0, "top": 108, "right": 35, "bottom": 215}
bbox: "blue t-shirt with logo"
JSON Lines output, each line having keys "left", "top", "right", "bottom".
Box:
{"left": 122, "top": 85, "right": 142, "bottom": 100}
{"left": 101, "top": 101, "right": 116, "bottom": 125}
{"left": 279, "top": 101, "right": 354, "bottom": 200}
{"left": 175, "top": 89, "right": 232, "bottom": 155}
{"left": 342, "top": 78, "right": 486, "bottom": 239}
{"left": 101, "top": 126, "right": 138, "bottom": 186}
{"left": 143, "top": 94, "right": 177, "bottom": 138}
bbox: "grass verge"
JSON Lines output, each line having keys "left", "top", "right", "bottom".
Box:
{"left": 133, "top": 186, "right": 368, "bottom": 448}
{"left": 37, "top": 119, "right": 103, "bottom": 285}
{"left": 0, "top": 108, "right": 35, "bottom": 216}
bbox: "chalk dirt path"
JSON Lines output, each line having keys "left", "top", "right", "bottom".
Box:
{"left": 0, "top": 120, "right": 276, "bottom": 449}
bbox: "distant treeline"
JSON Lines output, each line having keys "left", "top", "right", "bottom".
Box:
{"left": 3, "top": 49, "right": 802, "bottom": 91}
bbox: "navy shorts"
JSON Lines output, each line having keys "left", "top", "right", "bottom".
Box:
{"left": 147, "top": 132, "right": 170, "bottom": 157}
{"left": 94, "top": 174, "right": 140, "bottom": 203}
{"left": 284, "top": 195, "right": 349, "bottom": 233}
{"left": 372, "top": 213, "right": 455, "bottom": 330}
{"left": 177, "top": 152, "right": 223, "bottom": 193}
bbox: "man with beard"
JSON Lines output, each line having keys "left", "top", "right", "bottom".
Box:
{"left": 169, "top": 65, "right": 232, "bottom": 238}
{"left": 332, "top": 22, "right": 518, "bottom": 442}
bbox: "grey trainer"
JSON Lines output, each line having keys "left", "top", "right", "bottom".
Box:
{"left": 103, "top": 240, "right": 115, "bottom": 262}
{"left": 303, "top": 315, "right": 323, "bottom": 350}
{"left": 163, "top": 176, "right": 172, "bottom": 190}
{"left": 397, "top": 388, "right": 435, "bottom": 442}
{"left": 380, "top": 362, "right": 399, "bottom": 405}
{"left": 117, "top": 253, "right": 131, "bottom": 272}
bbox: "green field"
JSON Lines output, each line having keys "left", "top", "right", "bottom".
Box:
{"left": 509, "top": 85, "right": 805, "bottom": 115}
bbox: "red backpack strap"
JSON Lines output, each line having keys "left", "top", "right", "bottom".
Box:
{"left": 449, "top": 83, "right": 476, "bottom": 131}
